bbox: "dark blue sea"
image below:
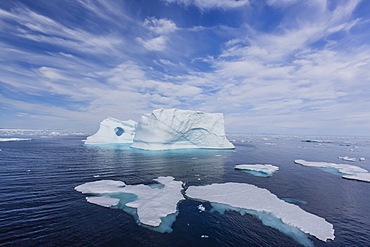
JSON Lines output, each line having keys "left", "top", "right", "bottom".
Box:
{"left": 1, "top": 131, "right": 370, "bottom": 247}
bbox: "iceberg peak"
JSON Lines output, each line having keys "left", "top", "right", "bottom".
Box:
{"left": 131, "top": 108, "right": 234, "bottom": 150}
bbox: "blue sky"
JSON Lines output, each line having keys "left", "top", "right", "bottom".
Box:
{"left": 1, "top": 0, "right": 370, "bottom": 135}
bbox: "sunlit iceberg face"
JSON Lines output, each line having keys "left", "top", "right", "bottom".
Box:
{"left": 131, "top": 108, "right": 235, "bottom": 150}
{"left": 235, "top": 164, "right": 279, "bottom": 177}
{"left": 294, "top": 159, "right": 370, "bottom": 183}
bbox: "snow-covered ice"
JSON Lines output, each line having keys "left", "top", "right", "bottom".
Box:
{"left": 75, "top": 176, "right": 184, "bottom": 231}
{"left": 186, "top": 182, "right": 335, "bottom": 242}
{"left": 235, "top": 164, "right": 279, "bottom": 177}
{"left": 198, "top": 204, "right": 206, "bottom": 212}
{"left": 0, "top": 138, "right": 32, "bottom": 141}
{"left": 86, "top": 196, "right": 120, "bottom": 207}
{"left": 295, "top": 159, "right": 370, "bottom": 183}
{"left": 85, "top": 117, "right": 136, "bottom": 144}
{"left": 131, "top": 108, "right": 234, "bottom": 150}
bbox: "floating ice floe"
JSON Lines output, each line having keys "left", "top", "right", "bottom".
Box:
{"left": 0, "top": 138, "right": 32, "bottom": 141}
{"left": 86, "top": 196, "right": 120, "bottom": 208}
{"left": 294, "top": 159, "right": 370, "bottom": 183}
{"left": 338, "top": 156, "right": 356, "bottom": 162}
{"left": 76, "top": 177, "right": 336, "bottom": 245}
{"left": 360, "top": 157, "right": 366, "bottom": 161}
{"left": 186, "top": 183, "right": 335, "bottom": 243}
{"left": 75, "top": 177, "right": 184, "bottom": 232}
{"left": 235, "top": 164, "right": 279, "bottom": 177}
{"left": 198, "top": 204, "right": 206, "bottom": 212}
{"left": 85, "top": 117, "right": 136, "bottom": 144}
{"left": 131, "top": 108, "right": 234, "bottom": 150}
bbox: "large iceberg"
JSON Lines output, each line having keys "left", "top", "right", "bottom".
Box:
{"left": 85, "top": 117, "right": 136, "bottom": 144}
{"left": 186, "top": 182, "right": 335, "bottom": 242}
{"left": 131, "top": 108, "right": 234, "bottom": 150}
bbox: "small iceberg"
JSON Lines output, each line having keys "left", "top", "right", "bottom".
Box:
{"left": 338, "top": 156, "right": 356, "bottom": 162}
{"left": 235, "top": 164, "right": 279, "bottom": 177}
{"left": 294, "top": 159, "right": 370, "bottom": 183}
{"left": 85, "top": 117, "right": 136, "bottom": 144}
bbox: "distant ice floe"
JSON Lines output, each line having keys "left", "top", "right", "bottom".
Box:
{"left": 235, "top": 164, "right": 279, "bottom": 177}
{"left": 301, "top": 139, "right": 332, "bottom": 143}
{"left": 186, "top": 183, "right": 334, "bottom": 243}
{"left": 295, "top": 159, "right": 370, "bottom": 183}
{"left": 0, "top": 138, "right": 31, "bottom": 142}
{"left": 338, "top": 156, "right": 356, "bottom": 162}
{"left": 75, "top": 177, "right": 184, "bottom": 232}
{"left": 0, "top": 129, "right": 89, "bottom": 136}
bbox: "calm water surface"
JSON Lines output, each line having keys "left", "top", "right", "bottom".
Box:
{"left": 1, "top": 133, "right": 370, "bottom": 246}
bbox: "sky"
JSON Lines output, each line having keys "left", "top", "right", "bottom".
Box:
{"left": 1, "top": 0, "right": 370, "bottom": 136}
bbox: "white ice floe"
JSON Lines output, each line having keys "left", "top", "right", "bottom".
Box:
{"left": 75, "top": 176, "right": 184, "bottom": 229}
{"left": 360, "top": 157, "right": 366, "bottom": 161}
{"left": 198, "top": 204, "right": 206, "bottom": 212}
{"left": 86, "top": 196, "right": 120, "bottom": 207}
{"left": 85, "top": 117, "right": 136, "bottom": 144}
{"left": 0, "top": 138, "right": 31, "bottom": 141}
{"left": 294, "top": 159, "right": 370, "bottom": 183}
{"left": 131, "top": 108, "right": 234, "bottom": 150}
{"left": 338, "top": 156, "right": 356, "bottom": 162}
{"left": 235, "top": 164, "right": 279, "bottom": 177}
{"left": 186, "top": 183, "right": 335, "bottom": 242}
{"left": 75, "top": 180, "right": 126, "bottom": 194}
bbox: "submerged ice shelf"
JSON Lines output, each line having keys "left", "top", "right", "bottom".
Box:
{"left": 75, "top": 177, "right": 184, "bottom": 231}
{"left": 295, "top": 159, "right": 370, "bottom": 183}
{"left": 235, "top": 164, "right": 279, "bottom": 177}
{"left": 186, "top": 182, "right": 334, "bottom": 242}
{"left": 75, "top": 177, "right": 334, "bottom": 243}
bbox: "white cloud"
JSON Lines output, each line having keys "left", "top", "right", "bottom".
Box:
{"left": 137, "top": 36, "right": 168, "bottom": 51}
{"left": 144, "top": 17, "right": 177, "bottom": 34}
{"left": 163, "top": 0, "right": 249, "bottom": 9}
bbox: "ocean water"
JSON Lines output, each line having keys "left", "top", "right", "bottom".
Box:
{"left": 1, "top": 132, "right": 370, "bottom": 246}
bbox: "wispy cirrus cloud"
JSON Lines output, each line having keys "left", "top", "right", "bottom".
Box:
{"left": 0, "top": 0, "right": 369, "bottom": 135}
